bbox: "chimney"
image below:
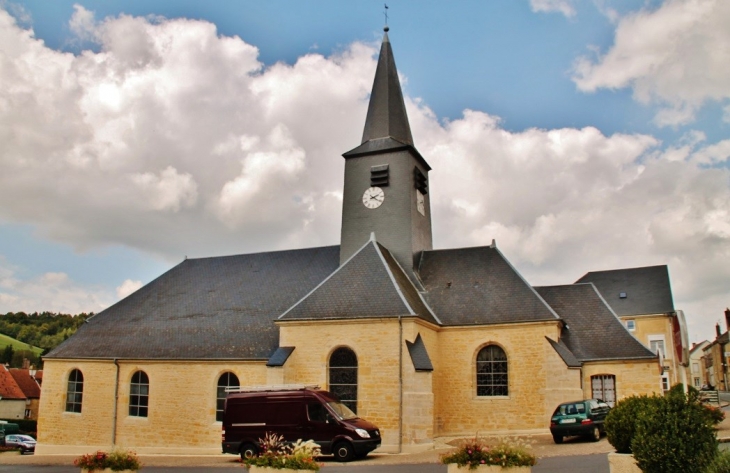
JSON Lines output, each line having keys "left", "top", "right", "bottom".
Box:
{"left": 725, "top": 308, "right": 730, "bottom": 331}
{"left": 717, "top": 323, "right": 722, "bottom": 338}
{"left": 22, "top": 358, "right": 30, "bottom": 370}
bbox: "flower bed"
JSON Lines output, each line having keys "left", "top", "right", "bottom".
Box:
{"left": 441, "top": 437, "right": 536, "bottom": 471}
{"left": 74, "top": 449, "right": 141, "bottom": 472}
{"left": 241, "top": 433, "right": 321, "bottom": 471}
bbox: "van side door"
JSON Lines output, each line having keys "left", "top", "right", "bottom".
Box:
{"left": 304, "top": 401, "right": 341, "bottom": 454}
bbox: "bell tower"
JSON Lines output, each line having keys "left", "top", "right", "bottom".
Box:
{"left": 339, "top": 27, "right": 433, "bottom": 280}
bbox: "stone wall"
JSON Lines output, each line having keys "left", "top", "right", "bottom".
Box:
{"left": 433, "top": 321, "right": 567, "bottom": 436}
{"left": 278, "top": 318, "right": 404, "bottom": 452}
{"left": 36, "top": 359, "right": 267, "bottom": 455}
{"left": 582, "top": 360, "right": 661, "bottom": 402}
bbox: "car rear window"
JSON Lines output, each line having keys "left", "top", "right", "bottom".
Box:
{"left": 554, "top": 402, "right": 586, "bottom": 416}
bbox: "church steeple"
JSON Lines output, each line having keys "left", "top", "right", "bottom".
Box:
{"left": 339, "top": 27, "right": 433, "bottom": 280}
{"left": 360, "top": 28, "right": 414, "bottom": 146}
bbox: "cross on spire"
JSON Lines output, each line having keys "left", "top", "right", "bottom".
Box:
{"left": 384, "top": 4, "right": 389, "bottom": 26}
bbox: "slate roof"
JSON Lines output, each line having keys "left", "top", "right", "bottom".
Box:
{"left": 575, "top": 265, "right": 674, "bottom": 317}
{"left": 8, "top": 369, "right": 41, "bottom": 398}
{"left": 406, "top": 333, "right": 434, "bottom": 371}
{"left": 536, "top": 284, "right": 656, "bottom": 362}
{"left": 546, "top": 337, "right": 581, "bottom": 368}
{"left": 46, "top": 246, "right": 340, "bottom": 360}
{"left": 419, "top": 246, "right": 559, "bottom": 326}
{"left": 342, "top": 30, "right": 431, "bottom": 171}
{"left": 359, "top": 30, "right": 413, "bottom": 147}
{"left": 279, "top": 239, "right": 438, "bottom": 325}
{"left": 0, "top": 366, "right": 25, "bottom": 400}
{"left": 267, "top": 347, "right": 295, "bottom": 367}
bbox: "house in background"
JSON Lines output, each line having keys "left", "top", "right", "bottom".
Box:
{"left": 703, "top": 309, "right": 730, "bottom": 391}
{"left": 576, "top": 265, "right": 682, "bottom": 391}
{"left": 0, "top": 359, "right": 43, "bottom": 421}
{"left": 0, "top": 365, "right": 27, "bottom": 420}
{"left": 9, "top": 366, "right": 42, "bottom": 420}
{"left": 689, "top": 340, "right": 709, "bottom": 388}
{"left": 37, "top": 28, "right": 666, "bottom": 456}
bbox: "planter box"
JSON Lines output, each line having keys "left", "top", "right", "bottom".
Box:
{"left": 248, "top": 466, "right": 315, "bottom": 473}
{"left": 607, "top": 452, "right": 641, "bottom": 473}
{"left": 446, "top": 464, "right": 531, "bottom": 473}
{"left": 81, "top": 470, "right": 137, "bottom": 473}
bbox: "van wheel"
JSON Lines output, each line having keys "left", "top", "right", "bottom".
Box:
{"left": 333, "top": 441, "right": 354, "bottom": 462}
{"left": 588, "top": 426, "right": 600, "bottom": 442}
{"left": 552, "top": 434, "right": 563, "bottom": 444}
{"left": 240, "top": 443, "right": 258, "bottom": 460}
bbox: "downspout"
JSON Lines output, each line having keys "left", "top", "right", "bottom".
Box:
{"left": 398, "top": 314, "right": 403, "bottom": 454}
{"left": 112, "top": 358, "right": 120, "bottom": 447}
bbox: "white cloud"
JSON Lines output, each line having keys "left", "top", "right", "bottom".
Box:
{"left": 530, "top": 0, "right": 577, "bottom": 17}
{"left": 116, "top": 279, "right": 143, "bottom": 299}
{"left": 0, "top": 256, "right": 113, "bottom": 314}
{"left": 0, "top": 6, "right": 728, "bottom": 343}
{"left": 572, "top": 0, "right": 730, "bottom": 126}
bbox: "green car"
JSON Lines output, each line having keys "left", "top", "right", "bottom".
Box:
{"left": 549, "top": 399, "right": 611, "bottom": 444}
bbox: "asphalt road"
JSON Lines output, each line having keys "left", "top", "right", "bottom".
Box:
{"left": 0, "top": 453, "right": 609, "bottom": 473}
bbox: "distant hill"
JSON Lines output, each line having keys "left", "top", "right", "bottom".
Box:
{"left": 0, "top": 332, "right": 43, "bottom": 356}
{"left": 0, "top": 311, "right": 91, "bottom": 368}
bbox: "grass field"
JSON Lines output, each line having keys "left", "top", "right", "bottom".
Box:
{"left": 0, "top": 332, "right": 43, "bottom": 355}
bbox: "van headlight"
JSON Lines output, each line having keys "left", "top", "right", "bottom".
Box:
{"left": 355, "top": 428, "right": 370, "bottom": 438}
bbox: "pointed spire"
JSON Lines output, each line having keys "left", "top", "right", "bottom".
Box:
{"left": 361, "top": 28, "right": 414, "bottom": 146}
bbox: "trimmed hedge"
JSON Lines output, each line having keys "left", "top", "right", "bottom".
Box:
{"left": 707, "top": 450, "right": 730, "bottom": 473}
{"left": 605, "top": 394, "right": 662, "bottom": 454}
{"left": 631, "top": 387, "right": 717, "bottom": 473}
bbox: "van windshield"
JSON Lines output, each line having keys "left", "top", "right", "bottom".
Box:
{"left": 327, "top": 401, "right": 358, "bottom": 420}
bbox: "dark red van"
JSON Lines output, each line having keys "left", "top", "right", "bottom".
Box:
{"left": 221, "top": 385, "right": 381, "bottom": 462}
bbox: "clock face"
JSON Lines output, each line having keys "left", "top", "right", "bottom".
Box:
{"left": 362, "top": 187, "right": 385, "bottom": 209}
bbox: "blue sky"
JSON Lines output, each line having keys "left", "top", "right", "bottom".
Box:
{"left": 1, "top": 0, "right": 728, "bottom": 343}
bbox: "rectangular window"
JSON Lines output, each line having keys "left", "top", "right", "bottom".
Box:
{"left": 661, "top": 374, "right": 669, "bottom": 391}
{"left": 648, "top": 335, "right": 666, "bottom": 359}
{"left": 693, "top": 362, "right": 699, "bottom": 374}
{"left": 591, "top": 375, "right": 616, "bottom": 407}
{"left": 625, "top": 320, "right": 636, "bottom": 331}
{"left": 694, "top": 377, "right": 701, "bottom": 387}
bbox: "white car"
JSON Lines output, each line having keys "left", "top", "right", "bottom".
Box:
{"left": 4, "top": 434, "right": 36, "bottom": 454}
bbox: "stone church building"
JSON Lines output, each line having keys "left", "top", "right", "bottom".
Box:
{"left": 37, "top": 29, "right": 662, "bottom": 455}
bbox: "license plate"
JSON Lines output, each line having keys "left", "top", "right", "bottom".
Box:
{"left": 561, "top": 418, "right": 576, "bottom": 424}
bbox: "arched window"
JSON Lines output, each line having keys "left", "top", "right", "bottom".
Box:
{"left": 476, "top": 345, "right": 508, "bottom": 396}
{"left": 329, "top": 347, "right": 358, "bottom": 413}
{"left": 65, "top": 369, "right": 83, "bottom": 413}
{"left": 129, "top": 371, "right": 149, "bottom": 417}
{"left": 216, "top": 372, "right": 240, "bottom": 421}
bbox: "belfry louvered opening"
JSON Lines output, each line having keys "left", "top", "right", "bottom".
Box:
{"left": 414, "top": 167, "right": 427, "bottom": 194}
{"left": 370, "top": 164, "right": 389, "bottom": 187}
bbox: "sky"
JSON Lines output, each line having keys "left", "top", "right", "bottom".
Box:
{"left": 0, "top": 0, "right": 728, "bottom": 344}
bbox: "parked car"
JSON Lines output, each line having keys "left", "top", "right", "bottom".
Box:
{"left": 222, "top": 385, "right": 381, "bottom": 462}
{"left": 549, "top": 399, "right": 611, "bottom": 444}
{"left": 4, "top": 434, "right": 36, "bottom": 454}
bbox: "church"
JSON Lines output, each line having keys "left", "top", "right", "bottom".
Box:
{"left": 37, "top": 28, "right": 663, "bottom": 455}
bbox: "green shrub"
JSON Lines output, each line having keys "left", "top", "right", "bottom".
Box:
{"left": 705, "top": 404, "right": 727, "bottom": 424}
{"left": 605, "top": 394, "right": 662, "bottom": 454}
{"left": 631, "top": 388, "right": 717, "bottom": 473}
{"left": 707, "top": 450, "right": 730, "bottom": 473}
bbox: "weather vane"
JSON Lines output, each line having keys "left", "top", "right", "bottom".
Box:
{"left": 384, "top": 4, "right": 389, "bottom": 27}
